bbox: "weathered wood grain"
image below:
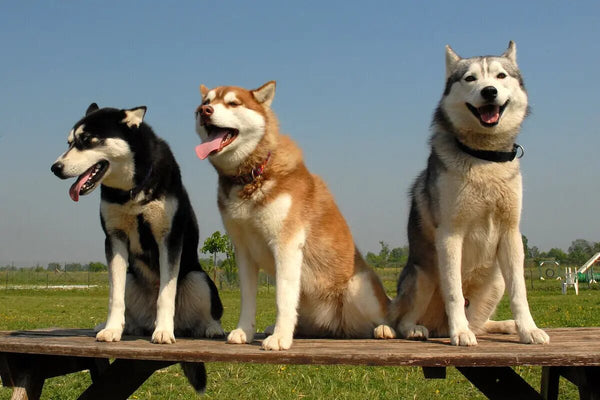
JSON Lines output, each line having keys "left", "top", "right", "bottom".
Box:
{"left": 0, "top": 328, "right": 597, "bottom": 367}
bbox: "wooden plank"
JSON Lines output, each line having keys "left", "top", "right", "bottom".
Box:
{"left": 457, "top": 367, "right": 543, "bottom": 400}
{"left": 0, "top": 328, "right": 597, "bottom": 367}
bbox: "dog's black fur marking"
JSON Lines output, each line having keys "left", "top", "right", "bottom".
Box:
{"left": 69, "top": 105, "right": 223, "bottom": 392}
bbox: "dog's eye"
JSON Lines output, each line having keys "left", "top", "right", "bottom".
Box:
{"left": 227, "top": 102, "right": 240, "bottom": 107}
{"left": 496, "top": 72, "right": 507, "bottom": 79}
{"left": 202, "top": 99, "right": 210, "bottom": 105}
{"left": 464, "top": 76, "right": 476, "bottom": 82}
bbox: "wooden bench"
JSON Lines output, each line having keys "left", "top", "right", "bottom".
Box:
{"left": 0, "top": 327, "right": 598, "bottom": 399}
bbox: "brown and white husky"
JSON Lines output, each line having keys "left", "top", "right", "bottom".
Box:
{"left": 194, "top": 81, "right": 393, "bottom": 350}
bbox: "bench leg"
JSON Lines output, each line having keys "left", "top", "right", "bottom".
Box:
{"left": 541, "top": 367, "right": 560, "bottom": 400}
{"left": 422, "top": 367, "right": 447, "bottom": 379}
{"left": 558, "top": 366, "right": 600, "bottom": 400}
{"left": 457, "top": 366, "right": 543, "bottom": 400}
{"left": 78, "top": 359, "right": 175, "bottom": 400}
{"left": 9, "top": 373, "right": 44, "bottom": 400}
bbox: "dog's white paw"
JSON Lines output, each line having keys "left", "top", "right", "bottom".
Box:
{"left": 399, "top": 324, "right": 429, "bottom": 340}
{"left": 227, "top": 328, "right": 253, "bottom": 344}
{"left": 152, "top": 329, "right": 176, "bottom": 344}
{"left": 519, "top": 328, "right": 550, "bottom": 344}
{"left": 205, "top": 322, "right": 225, "bottom": 338}
{"left": 450, "top": 328, "right": 477, "bottom": 346}
{"left": 262, "top": 333, "right": 293, "bottom": 351}
{"left": 96, "top": 328, "right": 122, "bottom": 342}
{"left": 374, "top": 324, "right": 396, "bottom": 339}
{"left": 263, "top": 324, "right": 275, "bottom": 336}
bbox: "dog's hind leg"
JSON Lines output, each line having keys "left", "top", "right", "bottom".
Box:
{"left": 497, "top": 230, "right": 549, "bottom": 344}
{"left": 465, "top": 271, "right": 516, "bottom": 335}
{"left": 395, "top": 265, "right": 435, "bottom": 340}
{"left": 176, "top": 271, "right": 224, "bottom": 338}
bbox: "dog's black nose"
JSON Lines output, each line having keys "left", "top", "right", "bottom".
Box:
{"left": 481, "top": 86, "right": 498, "bottom": 101}
{"left": 51, "top": 161, "right": 64, "bottom": 177}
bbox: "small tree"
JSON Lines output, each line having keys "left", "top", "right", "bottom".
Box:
{"left": 202, "top": 231, "right": 229, "bottom": 282}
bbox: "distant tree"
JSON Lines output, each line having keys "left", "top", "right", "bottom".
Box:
{"left": 65, "top": 263, "right": 84, "bottom": 272}
{"left": 202, "top": 231, "right": 229, "bottom": 282}
{"left": 366, "top": 241, "right": 395, "bottom": 268}
{"left": 47, "top": 262, "right": 61, "bottom": 272}
{"left": 87, "top": 262, "right": 107, "bottom": 272}
{"left": 530, "top": 246, "right": 540, "bottom": 259}
{"left": 568, "top": 239, "right": 593, "bottom": 265}
{"left": 221, "top": 234, "right": 237, "bottom": 286}
{"left": 546, "top": 248, "right": 568, "bottom": 264}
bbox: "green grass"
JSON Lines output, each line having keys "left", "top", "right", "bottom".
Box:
{"left": 0, "top": 274, "right": 597, "bottom": 399}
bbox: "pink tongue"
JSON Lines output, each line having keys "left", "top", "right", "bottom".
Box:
{"left": 195, "top": 131, "right": 228, "bottom": 160}
{"left": 479, "top": 106, "right": 500, "bottom": 124}
{"left": 68, "top": 169, "right": 93, "bottom": 202}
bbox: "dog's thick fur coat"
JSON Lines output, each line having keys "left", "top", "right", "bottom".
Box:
{"left": 195, "top": 82, "right": 393, "bottom": 350}
{"left": 385, "top": 42, "right": 549, "bottom": 346}
{"left": 52, "top": 104, "right": 224, "bottom": 391}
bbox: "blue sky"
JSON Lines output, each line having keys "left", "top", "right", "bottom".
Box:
{"left": 0, "top": 1, "right": 598, "bottom": 266}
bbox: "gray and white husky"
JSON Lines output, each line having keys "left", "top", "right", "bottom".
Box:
{"left": 51, "top": 103, "right": 224, "bottom": 391}
{"left": 385, "top": 42, "right": 549, "bottom": 346}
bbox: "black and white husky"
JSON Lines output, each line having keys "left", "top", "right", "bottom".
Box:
{"left": 385, "top": 42, "right": 549, "bottom": 346}
{"left": 51, "top": 103, "right": 224, "bottom": 391}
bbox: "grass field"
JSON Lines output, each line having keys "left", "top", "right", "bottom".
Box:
{"left": 0, "top": 272, "right": 597, "bottom": 399}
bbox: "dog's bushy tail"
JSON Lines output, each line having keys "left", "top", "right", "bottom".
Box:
{"left": 181, "top": 362, "right": 207, "bottom": 394}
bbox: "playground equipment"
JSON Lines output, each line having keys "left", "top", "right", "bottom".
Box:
{"left": 576, "top": 252, "right": 600, "bottom": 283}
{"left": 538, "top": 260, "right": 560, "bottom": 280}
{"left": 562, "top": 267, "right": 579, "bottom": 295}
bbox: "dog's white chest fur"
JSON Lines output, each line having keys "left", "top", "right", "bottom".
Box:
{"left": 438, "top": 161, "right": 522, "bottom": 275}
{"left": 101, "top": 196, "right": 178, "bottom": 253}
{"left": 219, "top": 185, "right": 293, "bottom": 276}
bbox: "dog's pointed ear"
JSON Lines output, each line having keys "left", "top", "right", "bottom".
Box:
{"left": 502, "top": 40, "right": 517, "bottom": 64}
{"left": 445, "top": 45, "right": 461, "bottom": 78}
{"left": 252, "top": 81, "right": 276, "bottom": 107}
{"left": 122, "top": 106, "right": 147, "bottom": 128}
{"left": 86, "top": 103, "right": 99, "bottom": 116}
{"left": 200, "top": 84, "right": 209, "bottom": 97}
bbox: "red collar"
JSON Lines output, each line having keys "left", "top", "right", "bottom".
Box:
{"left": 227, "top": 152, "right": 271, "bottom": 185}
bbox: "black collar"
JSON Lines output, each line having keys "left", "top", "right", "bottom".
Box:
{"left": 101, "top": 166, "right": 153, "bottom": 204}
{"left": 455, "top": 139, "right": 524, "bottom": 162}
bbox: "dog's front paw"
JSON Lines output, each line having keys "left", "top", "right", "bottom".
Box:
{"left": 152, "top": 329, "right": 176, "bottom": 344}
{"left": 450, "top": 328, "right": 477, "bottom": 346}
{"left": 227, "top": 328, "right": 253, "bottom": 344}
{"left": 374, "top": 324, "right": 396, "bottom": 339}
{"left": 96, "top": 328, "right": 122, "bottom": 342}
{"left": 262, "top": 333, "right": 293, "bottom": 351}
{"left": 519, "top": 328, "right": 550, "bottom": 344}
{"left": 204, "top": 322, "right": 225, "bottom": 338}
{"left": 400, "top": 324, "right": 429, "bottom": 341}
